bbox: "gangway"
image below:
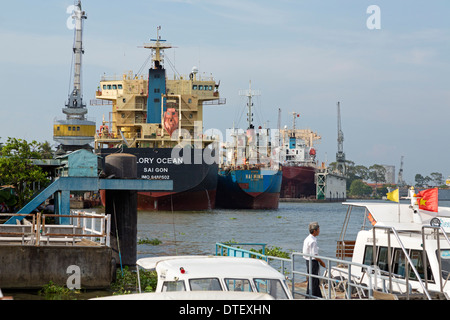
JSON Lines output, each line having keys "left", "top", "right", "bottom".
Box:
{"left": 5, "top": 176, "right": 172, "bottom": 225}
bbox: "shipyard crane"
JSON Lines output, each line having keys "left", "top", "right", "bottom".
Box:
{"left": 54, "top": 0, "right": 95, "bottom": 155}
{"left": 336, "top": 102, "right": 346, "bottom": 175}
{"left": 398, "top": 156, "right": 406, "bottom": 187}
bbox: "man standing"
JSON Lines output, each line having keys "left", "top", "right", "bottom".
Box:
{"left": 303, "top": 222, "right": 326, "bottom": 298}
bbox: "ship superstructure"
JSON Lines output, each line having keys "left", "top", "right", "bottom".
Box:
{"left": 93, "top": 28, "right": 224, "bottom": 211}
{"left": 54, "top": 0, "right": 95, "bottom": 155}
{"left": 94, "top": 29, "right": 222, "bottom": 150}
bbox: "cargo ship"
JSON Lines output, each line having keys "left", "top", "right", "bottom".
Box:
{"left": 93, "top": 28, "right": 224, "bottom": 210}
{"left": 279, "top": 112, "right": 321, "bottom": 199}
{"left": 215, "top": 82, "right": 282, "bottom": 209}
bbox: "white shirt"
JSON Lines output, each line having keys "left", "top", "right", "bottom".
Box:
{"left": 302, "top": 234, "right": 319, "bottom": 260}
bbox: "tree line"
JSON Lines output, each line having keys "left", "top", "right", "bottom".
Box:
{"left": 330, "top": 160, "right": 447, "bottom": 198}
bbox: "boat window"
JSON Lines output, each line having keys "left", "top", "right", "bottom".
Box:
{"left": 409, "top": 250, "right": 433, "bottom": 282}
{"left": 377, "top": 247, "right": 390, "bottom": 272}
{"left": 199, "top": 85, "right": 203, "bottom": 90}
{"left": 253, "top": 278, "right": 288, "bottom": 300}
{"left": 192, "top": 85, "right": 197, "bottom": 90}
{"left": 112, "top": 85, "right": 117, "bottom": 89}
{"left": 438, "top": 249, "right": 450, "bottom": 281}
{"left": 224, "top": 278, "right": 252, "bottom": 292}
{"left": 118, "top": 84, "right": 123, "bottom": 89}
{"left": 103, "top": 85, "right": 107, "bottom": 90}
{"left": 209, "top": 85, "right": 213, "bottom": 90}
{"left": 107, "top": 85, "right": 112, "bottom": 89}
{"left": 362, "top": 245, "right": 374, "bottom": 265}
{"left": 189, "top": 278, "right": 222, "bottom": 291}
{"left": 162, "top": 280, "right": 185, "bottom": 292}
{"left": 392, "top": 248, "right": 407, "bottom": 278}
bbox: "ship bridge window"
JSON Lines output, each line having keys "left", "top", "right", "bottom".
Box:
{"left": 103, "top": 85, "right": 107, "bottom": 90}
{"left": 199, "top": 85, "right": 203, "bottom": 90}
{"left": 112, "top": 85, "right": 117, "bottom": 89}
{"left": 118, "top": 84, "right": 123, "bottom": 89}
{"left": 192, "top": 85, "right": 197, "bottom": 90}
{"left": 208, "top": 85, "right": 213, "bottom": 91}
{"left": 107, "top": 85, "right": 112, "bottom": 89}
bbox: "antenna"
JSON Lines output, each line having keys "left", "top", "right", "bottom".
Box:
{"left": 239, "top": 80, "right": 260, "bottom": 129}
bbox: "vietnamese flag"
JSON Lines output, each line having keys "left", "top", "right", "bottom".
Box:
{"left": 416, "top": 188, "right": 438, "bottom": 212}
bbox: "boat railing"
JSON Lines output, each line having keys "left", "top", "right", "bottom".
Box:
{"left": 291, "top": 251, "right": 416, "bottom": 300}
{"left": 215, "top": 242, "right": 291, "bottom": 277}
{"left": 371, "top": 225, "right": 432, "bottom": 299}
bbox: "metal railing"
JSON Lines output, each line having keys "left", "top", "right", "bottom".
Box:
{"left": 215, "top": 242, "right": 417, "bottom": 300}
{"left": 0, "top": 211, "right": 110, "bottom": 247}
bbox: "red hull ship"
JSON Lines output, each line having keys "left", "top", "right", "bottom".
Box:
{"left": 280, "top": 165, "right": 316, "bottom": 198}
{"left": 279, "top": 113, "right": 321, "bottom": 199}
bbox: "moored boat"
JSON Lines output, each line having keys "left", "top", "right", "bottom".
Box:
{"left": 279, "top": 112, "right": 320, "bottom": 199}
{"left": 215, "top": 82, "right": 281, "bottom": 209}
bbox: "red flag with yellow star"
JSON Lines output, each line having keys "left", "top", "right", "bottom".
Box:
{"left": 416, "top": 188, "right": 438, "bottom": 212}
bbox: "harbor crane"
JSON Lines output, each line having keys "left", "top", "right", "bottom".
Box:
{"left": 336, "top": 102, "right": 346, "bottom": 175}
{"left": 398, "top": 156, "right": 406, "bottom": 187}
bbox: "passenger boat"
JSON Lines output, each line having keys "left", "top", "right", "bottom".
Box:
{"left": 92, "top": 255, "right": 292, "bottom": 300}
{"left": 328, "top": 190, "right": 450, "bottom": 299}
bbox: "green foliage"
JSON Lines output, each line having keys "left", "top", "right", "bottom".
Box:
{"left": 138, "top": 237, "right": 162, "bottom": 245}
{"left": 38, "top": 281, "right": 80, "bottom": 300}
{"left": 0, "top": 137, "right": 49, "bottom": 208}
{"left": 349, "top": 179, "right": 373, "bottom": 197}
{"left": 111, "top": 266, "right": 158, "bottom": 294}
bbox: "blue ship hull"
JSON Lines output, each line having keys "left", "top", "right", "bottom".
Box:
{"left": 215, "top": 168, "right": 282, "bottom": 209}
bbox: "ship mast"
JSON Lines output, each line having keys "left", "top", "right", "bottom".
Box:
{"left": 239, "top": 81, "right": 260, "bottom": 130}
{"left": 143, "top": 26, "right": 173, "bottom": 70}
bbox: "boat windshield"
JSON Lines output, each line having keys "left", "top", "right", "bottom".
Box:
{"left": 439, "top": 250, "right": 450, "bottom": 281}
{"left": 253, "top": 278, "right": 289, "bottom": 299}
{"left": 162, "top": 280, "right": 186, "bottom": 292}
{"left": 224, "top": 278, "right": 252, "bottom": 292}
{"left": 189, "top": 278, "right": 222, "bottom": 291}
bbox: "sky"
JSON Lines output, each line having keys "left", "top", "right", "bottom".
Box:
{"left": 0, "top": 0, "right": 449, "bottom": 184}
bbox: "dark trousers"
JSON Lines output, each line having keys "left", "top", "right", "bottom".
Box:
{"left": 306, "top": 259, "right": 322, "bottom": 298}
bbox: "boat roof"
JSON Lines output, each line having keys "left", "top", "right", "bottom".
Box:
{"left": 343, "top": 201, "right": 450, "bottom": 232}
{"left": 91, "top": 290, "right": 274, "bottom": 300}
{"left": 137, "top": 255, "right": 284, "bottom": 279}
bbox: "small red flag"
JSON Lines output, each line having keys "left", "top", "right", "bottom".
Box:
{"left": 416, "top": 188, "right": 438, "bottom": 212}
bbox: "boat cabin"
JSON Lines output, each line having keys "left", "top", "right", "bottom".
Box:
{"left": 335, "top": 201, "right": 450, "bottom": 298}
{"left": 136, "top": 255, "right": 293, "bottom": 300}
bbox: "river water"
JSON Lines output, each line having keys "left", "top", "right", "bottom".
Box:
{"left": 137, "top": 201, "right": 366, "bottom": 259}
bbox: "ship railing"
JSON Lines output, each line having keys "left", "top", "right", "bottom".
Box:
{"left": 291, "top": 252, "right": 419, "bottom": 300}
{"left": 215, "top": 242, "right": 418, "bottom": 299}
{"left": 0, "top": 211, "right": 110, "bottom": 247}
